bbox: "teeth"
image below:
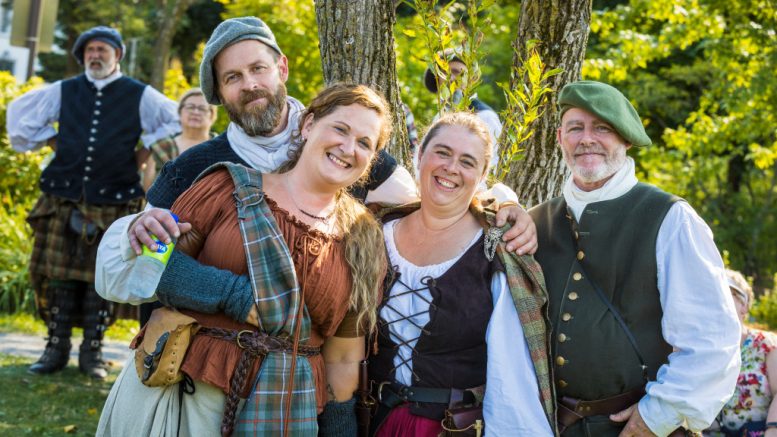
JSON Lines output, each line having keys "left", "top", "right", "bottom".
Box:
{"left": 328, "top": 153, "right": 350, "bottom": 168}
{"left": 435, "top": 177, "right": 455, "bottom": 188}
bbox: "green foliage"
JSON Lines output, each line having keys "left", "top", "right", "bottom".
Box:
{"left": 0, "top": 313, "right": 139, "bottom": 343}
{"left": 586, "top": 0, "right": 777, "bottom": 291}
{"left": 395, "top": 1, "right": 519, "bottom": 128}
{"left": 750, "top": 274, "right": 777, "bottom": 329}
{"left": 496, "top": 40, "right": 561, "bottom": 180}
{"left": 0, "top": 353, "right": 117, "bottom": 436}
{"left": 0, "top": 72, "right": 50, "bottom": 313}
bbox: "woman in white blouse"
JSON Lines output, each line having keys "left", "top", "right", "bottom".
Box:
{"left": 368, "top": 112, "right": 554, "bottom": 436}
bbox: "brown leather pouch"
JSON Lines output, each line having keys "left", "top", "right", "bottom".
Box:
{"left": 439, "top": 406, "right": 484, "bottom": 437}
{"left": 132, "top": 307, "right": 199, "bottom": 387}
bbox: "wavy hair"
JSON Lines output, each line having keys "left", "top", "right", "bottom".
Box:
{"left": 279, "top": 83, "right": 392, "bottom": 334}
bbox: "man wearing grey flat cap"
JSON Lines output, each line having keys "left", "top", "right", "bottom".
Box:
{"left": 529, "top": 80, "right": 740, "bottom": 437}
{"left": 6, "top": 25, "right": 179, "bottom": 379}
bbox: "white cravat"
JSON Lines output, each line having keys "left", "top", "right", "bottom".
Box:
{"left": 563, "top": 157, "right": 639, "bottom": 222}
{"left": 226, "top": 96, "right": 305, "bottom": 173}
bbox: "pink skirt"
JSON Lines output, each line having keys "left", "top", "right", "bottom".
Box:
{"left": 375, "top": 404, "right": 443, "bottom": 437}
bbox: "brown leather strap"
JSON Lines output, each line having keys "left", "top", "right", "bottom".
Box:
{"left": 556, "top": 387, "right": 645, "bottom": 432}
{"left": 198, "top": 327, "right": 321, "bottom": 356}
{"left": 196, "top": 327, "right": 321, "bottom": 436}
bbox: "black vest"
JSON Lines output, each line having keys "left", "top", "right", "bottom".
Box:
{"left": 40, "top": 74, "right": 146, "bottom": 205}
{"left": 371, "top": 221, "right": 503, "bottom": 419}
{"left": 530, "top": 183, "right": 679, "bottom": 400}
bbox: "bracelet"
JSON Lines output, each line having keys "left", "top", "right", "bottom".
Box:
{"left": 766, "top": 421, "right": 777, "bottom": 429}
{"left": 497, "top": 200, "right": 521, "bottom": 210}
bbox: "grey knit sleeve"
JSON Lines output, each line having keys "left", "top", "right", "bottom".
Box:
{"left": 155, "top": 250, "right": 254, "bottom": 322}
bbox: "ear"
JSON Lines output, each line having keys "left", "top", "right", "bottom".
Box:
{"left": 301, "top": 113, "right": 315, "bottom": 138}
{"left": 278, "top": 55, "right": 289, "bottom": 82}
{"left": 556, "top": 127, "right": 562, "bottom": 144}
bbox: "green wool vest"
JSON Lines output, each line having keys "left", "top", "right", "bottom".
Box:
{"left": 529, "top": 183, "right": 680, "bottom": 401}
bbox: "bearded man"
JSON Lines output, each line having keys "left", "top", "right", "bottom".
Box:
{"left": 529, "top": 80, "right": 740, "bottom": 436}
{"left": 6, "top": 25, "right": 179, "bottom": 379}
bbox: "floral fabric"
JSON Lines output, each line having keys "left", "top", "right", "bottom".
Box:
{"left": 719, "top": 328, "right": 777, "bottom": 431}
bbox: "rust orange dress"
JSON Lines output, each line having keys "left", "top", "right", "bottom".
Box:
{"left": 171, "top": 169, "right": 359, "bottom": 412}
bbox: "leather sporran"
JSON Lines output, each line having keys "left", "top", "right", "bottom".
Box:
{"left": 132, "top": 307, "right": 199, "bottom": 387}
{"left": 439, "top": 406, "right": 484, "bottom": 437}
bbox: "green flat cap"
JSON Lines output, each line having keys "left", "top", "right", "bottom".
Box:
{"left": 558, "top": 80, "right": 651, "bottom": 147}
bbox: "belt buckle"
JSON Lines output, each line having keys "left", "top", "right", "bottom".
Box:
{"left": 235, "top": 330, "right": 253, "bottom": 349}
{"left": 377, "top": 381, "right": 391, "bottom": 403}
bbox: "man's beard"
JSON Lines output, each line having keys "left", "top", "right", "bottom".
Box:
{"left": 563, "top": 143, "right": 628, "bottom": 185}
{"left": 87, "top": 59, "right": 113, "bottom": 79}
{"left": 223, "top": 83, "right": 287, "bottom": 137}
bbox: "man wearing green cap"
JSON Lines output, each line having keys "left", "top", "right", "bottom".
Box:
{"left": 529, "top": 80, "right": 740, "bottom": 436}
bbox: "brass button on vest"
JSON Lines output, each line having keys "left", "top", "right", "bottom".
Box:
{"left": 573, "top": 272, "right": 582, "bottom": 281}
{"left": 568, "top": 292, "right": 579, "bottom": 301}
{"left": 577, "top": 250, "right": 585, "bottom": 260}
{"left": 556, "top": 356, "right": 566, "bottom": 366}
{"left": 558, "top": 333, "right": 567, "bottom": 342}
{"left": 574, "top": 231, "right": 579, "bottom": 240}
{"left": 562, "top": 313, "right": 572, "bottom": 322}
{"left": 558, "top": 379, "right": 568, "bottom": 388}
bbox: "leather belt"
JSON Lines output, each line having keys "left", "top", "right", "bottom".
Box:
{"left": 377, "top": 382, "right": 477, "bottom": 409}
{"left": 557, "top": 387, "right": 696, "bottom": 436}
{"left": 557, "top": 387, "right": 644, "bottom": 432}
{"left": 197, "top": 327, "right": 320, "bottom": 436}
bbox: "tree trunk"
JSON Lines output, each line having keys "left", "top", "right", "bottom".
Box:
{"left": 315, "top": 0, "right": 412, "bottom": 168}
{"left": 149, "top": 0, "right": 192, "bottom": 92}
{"left": 503, "top": 0, "right": 592, "bottom": 207}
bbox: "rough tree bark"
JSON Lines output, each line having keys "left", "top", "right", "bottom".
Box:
{"left": 315, "top": 0, "right": 412, "bottom": 167}
{"left": 503, "top": 0, "right": 592, "bottom": 207}
{"left": 149, "top": 0, "right": 193, "bottom": 91}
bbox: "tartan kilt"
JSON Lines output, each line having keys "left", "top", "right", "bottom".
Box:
{"left": 26, "top": 193, "right": 143, "bottom": 326}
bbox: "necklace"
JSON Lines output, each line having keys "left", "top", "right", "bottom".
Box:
{"left": 283, "top": 176, "right": 335, "bottom": 221}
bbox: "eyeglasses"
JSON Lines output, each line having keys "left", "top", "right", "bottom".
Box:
{"left": 182, "top": 104, "right": 210, "bottom": 114}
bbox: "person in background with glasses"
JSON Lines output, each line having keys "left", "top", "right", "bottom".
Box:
{"left": 142, "top": 88, "right": 217, "bottom": 191}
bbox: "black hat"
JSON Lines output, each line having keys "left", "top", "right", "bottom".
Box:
{"left": 72, "top": 26, "right": 125, "bottom": 65}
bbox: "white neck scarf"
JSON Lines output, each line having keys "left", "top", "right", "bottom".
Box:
{"left": 563, "top": 156, "right": 639, "bottom": 222}
{"left": 85, "top": 66, "right": 122, "bottom": 90}
{"left": 226, "top": 96, "right": 305, "bottom": 173}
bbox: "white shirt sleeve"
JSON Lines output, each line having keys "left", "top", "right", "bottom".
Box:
{"left": 95, "top": 204, "right": 159, "bottom": 304}
{"left": 483, "top": 272, "right": 553, "bottom": 436}
{"left": 365, "top": 166, "right": 419, "bottom": 205}
{"left": 138, "top": 86, "right": 180, "bottom": 148}
{"left": 6, "top": 82, "right": 61, "bottom": 152}
{"left": 638, "top": 202, "right": 741, "bottom": 436}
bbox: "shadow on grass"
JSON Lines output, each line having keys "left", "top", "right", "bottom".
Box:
{"left": 0, "top": 353, "right": 118, "bottom": 436}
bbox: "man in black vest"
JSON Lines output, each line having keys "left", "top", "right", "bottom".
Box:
{"left": 7, "top": 25, "right": 179, "bottom": 379}
{"left": 530, "top": 81, "right": 740, "bottom": 436}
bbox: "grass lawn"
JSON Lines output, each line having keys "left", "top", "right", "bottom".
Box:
{"left": 0, "top": 313, "right": 139, "bottom": 343}
{"left": 0, "top": 353, "right": 118, "bottom": 436}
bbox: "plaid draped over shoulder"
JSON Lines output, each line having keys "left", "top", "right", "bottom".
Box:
{"left": 193, "top": 162, "right": 318, "bottom": 436}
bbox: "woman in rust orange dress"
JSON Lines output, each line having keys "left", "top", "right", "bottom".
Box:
{"left": 98, "top": 83, "right": 390, "bottom": 436}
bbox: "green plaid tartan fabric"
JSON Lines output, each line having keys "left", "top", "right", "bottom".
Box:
{"left": 195, "top": 162, "right": 317, "bottom": 435}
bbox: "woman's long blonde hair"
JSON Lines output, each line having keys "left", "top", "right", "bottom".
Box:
{"left": 279, "top": 83, "right": 392, "bottom": 334}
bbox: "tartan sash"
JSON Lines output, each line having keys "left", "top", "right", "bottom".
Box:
{"left": 195, "top": 162, "right": 318, "bottom": 436}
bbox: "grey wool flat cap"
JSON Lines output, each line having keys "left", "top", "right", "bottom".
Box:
{"left": 199, "top": 16, "right": 283, "bottom": 105}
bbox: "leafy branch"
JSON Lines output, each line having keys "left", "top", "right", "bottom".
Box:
{"left": 496, "top": 40, "right": 561, "bottom": 181}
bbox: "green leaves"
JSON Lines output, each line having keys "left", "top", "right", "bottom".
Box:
{"left": 495, "top": 41, "right": 560, "bottom": 181}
